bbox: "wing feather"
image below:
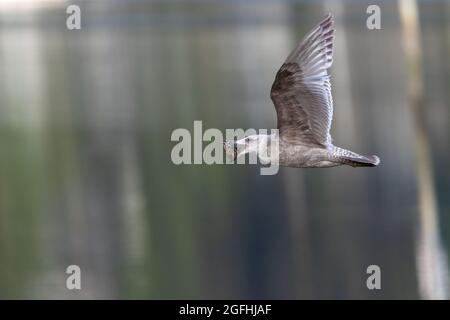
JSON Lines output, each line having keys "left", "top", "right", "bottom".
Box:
{"left": 271, "top": 14, "right": 335, "bottom": 147}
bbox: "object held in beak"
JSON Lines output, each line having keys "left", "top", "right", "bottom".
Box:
{"left": 223, "top": 140, "right": 239, "bottom": 161}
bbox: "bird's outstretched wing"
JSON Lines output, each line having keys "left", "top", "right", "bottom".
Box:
{"left": 270, "top": 14, "right": 335, "bottom": 147}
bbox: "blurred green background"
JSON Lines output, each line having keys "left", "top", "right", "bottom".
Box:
{"left": 0, "top": 0, "right": 449, "bottom": 299}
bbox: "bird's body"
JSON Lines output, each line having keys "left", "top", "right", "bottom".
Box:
{"left": 224, "top": 14, "right": 380, "bottom": 168}
{"left": 279, "top": 143, "right": 339, "bottom": 168}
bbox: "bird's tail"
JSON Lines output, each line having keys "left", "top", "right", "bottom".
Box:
{"left": 341, "top": 155, "right": 380, "bottom": 167}
{"left": 334, "top": 147, "right": 380, "bottom": 167}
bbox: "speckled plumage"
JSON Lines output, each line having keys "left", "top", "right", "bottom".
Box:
{"left": 224, "top": 14, "right": 380, "bottom": 168}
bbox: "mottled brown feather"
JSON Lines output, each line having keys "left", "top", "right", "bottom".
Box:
{"left": 271, "top": 14, "right": 335, "bottom": 147}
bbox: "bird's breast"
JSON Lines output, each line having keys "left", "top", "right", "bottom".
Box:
{"left": 279, "top": 145, "right": 331, "bottom": 168}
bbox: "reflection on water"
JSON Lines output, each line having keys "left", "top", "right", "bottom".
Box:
{"left": 0, "top": 0, "right": 449, "bottom": 299}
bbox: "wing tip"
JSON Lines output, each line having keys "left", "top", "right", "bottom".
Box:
{"left": 322, "top": 13, "right": 334, "bottom": 25}
{"left": 325, "top": 12, "right": 334, "bottom": 20}
{"left": 320, "top": 13, "right": 334, "bottom": 32}
{"left": 285, "top": 13, "right": 336, "bottom": 64}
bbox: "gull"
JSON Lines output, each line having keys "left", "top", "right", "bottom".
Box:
{"left": 224, "top": 14, "right": 380, "bottom": 168}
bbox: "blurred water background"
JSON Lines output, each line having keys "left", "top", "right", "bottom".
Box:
{"left": 0, "top": 0, "right": 449, "bottom": 299}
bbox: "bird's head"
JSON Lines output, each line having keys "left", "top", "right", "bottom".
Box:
{"left": 223, "top": 140, "right": 238, "bottom": 160}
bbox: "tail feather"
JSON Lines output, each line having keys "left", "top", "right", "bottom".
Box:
{"left": 341, "top": 154, "right": 380, "bottom": 167}
{"left": 333, "top": 146, "right": 380, "bottom": 167}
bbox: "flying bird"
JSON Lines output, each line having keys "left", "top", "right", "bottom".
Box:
{"left": 224, "top": 14, "right": 380, "bottom": 168}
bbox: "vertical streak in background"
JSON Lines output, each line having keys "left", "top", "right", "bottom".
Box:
{"left": 398, "top": 0, "right": 449, "bottom": 300}
{"left": 271, "top": 3, "right": 313, "bottom": 298}
{"left": 323, "top": 0, "right": 358, "bottom": 148}
{"left": 322, "top": 1, "right": 368, "bottom": 298}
